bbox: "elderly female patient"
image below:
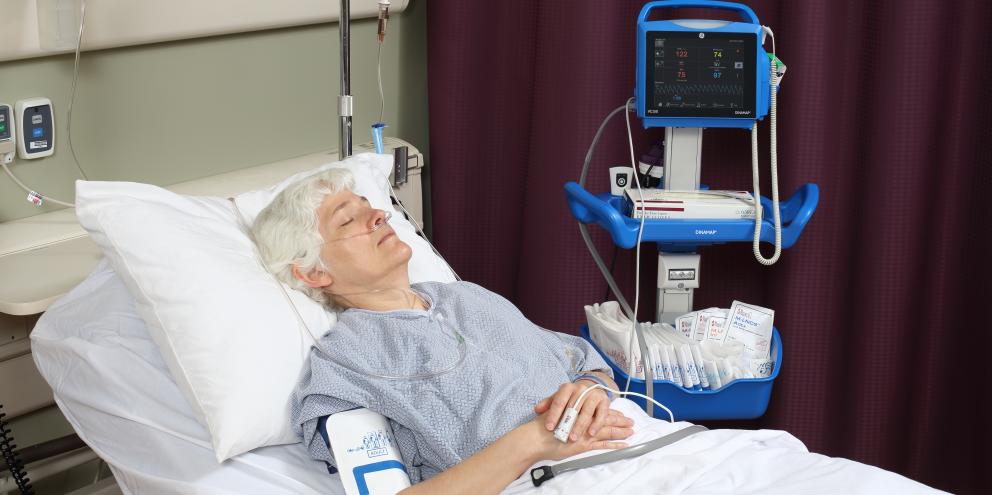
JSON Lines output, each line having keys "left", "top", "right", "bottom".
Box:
{"left": 252, "top": 169, "right": 634, "bottom": 494}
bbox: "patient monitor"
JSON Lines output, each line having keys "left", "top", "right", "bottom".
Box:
{"left": 565, "top": 0, "right": 818, "bottom": 419}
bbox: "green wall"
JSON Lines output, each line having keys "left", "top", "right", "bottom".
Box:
{"left": 0, "top": 1, "right": 429, "bottom": 222}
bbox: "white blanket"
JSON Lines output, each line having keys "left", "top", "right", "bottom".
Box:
{"left": 502, "top": 399, "right": 942, "bottom": 495}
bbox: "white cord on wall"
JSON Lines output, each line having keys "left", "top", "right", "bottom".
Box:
{"left": 1, "top": 161, "right": 75, "bottom": 208}
{"left": 3, "top": 0, "right": 91, "bottom": 209}
{"left": 66, "top": 0, "right": 92, "bottom": 182}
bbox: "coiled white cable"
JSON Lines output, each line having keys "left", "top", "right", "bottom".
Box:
{"left": 751, "top": 33, "right": 782, "bottom": 265}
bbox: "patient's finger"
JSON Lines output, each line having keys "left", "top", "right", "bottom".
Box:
{"left": 534, "top": 396, "right": 551, "bottom": 414}
{"left": 604, "top": 410, "right": 635, "bottom": 429}
{"left": 570, "top": 398, "right": 598, "bottom": 442}
{"left": 545, "top": 385, "right": 574, "bottom": 430}
{"left": 596, "top": 425, "right": 634, "bottom": 441}
{"left": 588, "top": 397, "right": 609, "bottom": 436}
{"left": 589, "top": 440, "right": 629, "bottom": 451}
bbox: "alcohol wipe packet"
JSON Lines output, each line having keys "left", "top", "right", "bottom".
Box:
{"left": 722, "top": 300, "right": 775, "bottom": 359}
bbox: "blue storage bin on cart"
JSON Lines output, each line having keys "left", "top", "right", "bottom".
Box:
{"left": 580, "top": 324, "right": 782, "bottom": 420}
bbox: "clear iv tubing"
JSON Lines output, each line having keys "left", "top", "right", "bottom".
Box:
{"left": 751, "top": 31, "right": 782, "bottom": 265}
{"left": 67, "top": 0, "right": 91, "bottom": 182}
{"left": 377, "top": 42, "right": 385, "bottom": 124}
{"left": 229, "top": 198, "right": 468, "bottom": 382}
{"left": 376, "top": 0, "right": 388, "bottom": 123}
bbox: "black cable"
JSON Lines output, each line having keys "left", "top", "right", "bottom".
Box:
{"left": 0, "top": 404, "right": 34, "bottom": 495}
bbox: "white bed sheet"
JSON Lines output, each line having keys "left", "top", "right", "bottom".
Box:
{"left": 31, "top": 259, "right": 343, "bottom": 495}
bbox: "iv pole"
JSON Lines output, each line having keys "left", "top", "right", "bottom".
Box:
{"left": 339, "top": 0, "right": 353, "bottom": 159}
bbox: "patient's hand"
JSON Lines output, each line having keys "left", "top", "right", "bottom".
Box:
{"left": 535, "top": 379, "right": 612, "bottom": 441}
{"left": 524, "top": 409, "right": 634, "bottom": 462}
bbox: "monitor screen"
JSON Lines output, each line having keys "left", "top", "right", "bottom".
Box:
{"left": 645, "top": 31, "right": 757, "bottom": 119}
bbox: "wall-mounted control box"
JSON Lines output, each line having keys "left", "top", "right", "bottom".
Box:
{"left": 16, "top": 98, "right": 56, "bottom": 159}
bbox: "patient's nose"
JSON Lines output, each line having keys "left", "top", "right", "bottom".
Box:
{"left": 369, "top": 209, "right": 387, "bottom": 232}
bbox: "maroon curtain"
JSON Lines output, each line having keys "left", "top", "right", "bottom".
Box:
{"left": 427, "top": 1, "right": 992, "bottom": 492}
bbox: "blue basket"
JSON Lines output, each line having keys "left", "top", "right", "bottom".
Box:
{"left": 580, "top": 324, "right": 782, "bottom": 420}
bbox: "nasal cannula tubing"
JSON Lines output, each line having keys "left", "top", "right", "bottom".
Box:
{"left": 315, "top": 211, "right": 394, "bottom": 246}
{"left": 378, "top": 168, "right": 463, "bottom": 282}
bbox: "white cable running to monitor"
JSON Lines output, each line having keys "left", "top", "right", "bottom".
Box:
{"left": 622, "top": 97, "right": 648, "bottom": 393}
{"left": 553, "top": 383, "right": 674, "bottom": 441}
{"left": 573, "top": 383, "right": 674, "bottom": 423}
{"left": 751, "top": 31, "right": 782, "bottom": 265}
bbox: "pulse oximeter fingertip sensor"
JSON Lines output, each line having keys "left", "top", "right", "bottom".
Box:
{"left": 553, "top": 407, "right": 579, "bottom": 443}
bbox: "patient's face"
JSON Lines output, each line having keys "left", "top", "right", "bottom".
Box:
{"left": 315, "top": 190, "right": 412, "bottom": 289}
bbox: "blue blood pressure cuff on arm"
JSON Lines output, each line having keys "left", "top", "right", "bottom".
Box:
{"left": 573, "top": 373, "right": 614, "bottom": 401}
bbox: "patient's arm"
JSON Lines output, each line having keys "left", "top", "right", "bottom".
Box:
{"left": 399, "top": 409, "right": 634, "bottom": 495}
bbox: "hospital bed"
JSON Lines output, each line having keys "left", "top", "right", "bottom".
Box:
{"left": 26, "top": 154, "right": 941, "bottom": 494}
{"left": 31, "top": 223, "right": 942, "bottom": 495}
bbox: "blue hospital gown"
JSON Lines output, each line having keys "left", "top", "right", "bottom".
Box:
{"left": 292, "top": 281, "right": 611, "bottom": 482}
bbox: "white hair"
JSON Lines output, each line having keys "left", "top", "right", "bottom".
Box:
{"left": 252, "top": 168, "right": 355, "bottom": 306}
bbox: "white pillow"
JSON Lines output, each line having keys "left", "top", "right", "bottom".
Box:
{"left": 75, "top": 153, "right": 454, "bottom": 462}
